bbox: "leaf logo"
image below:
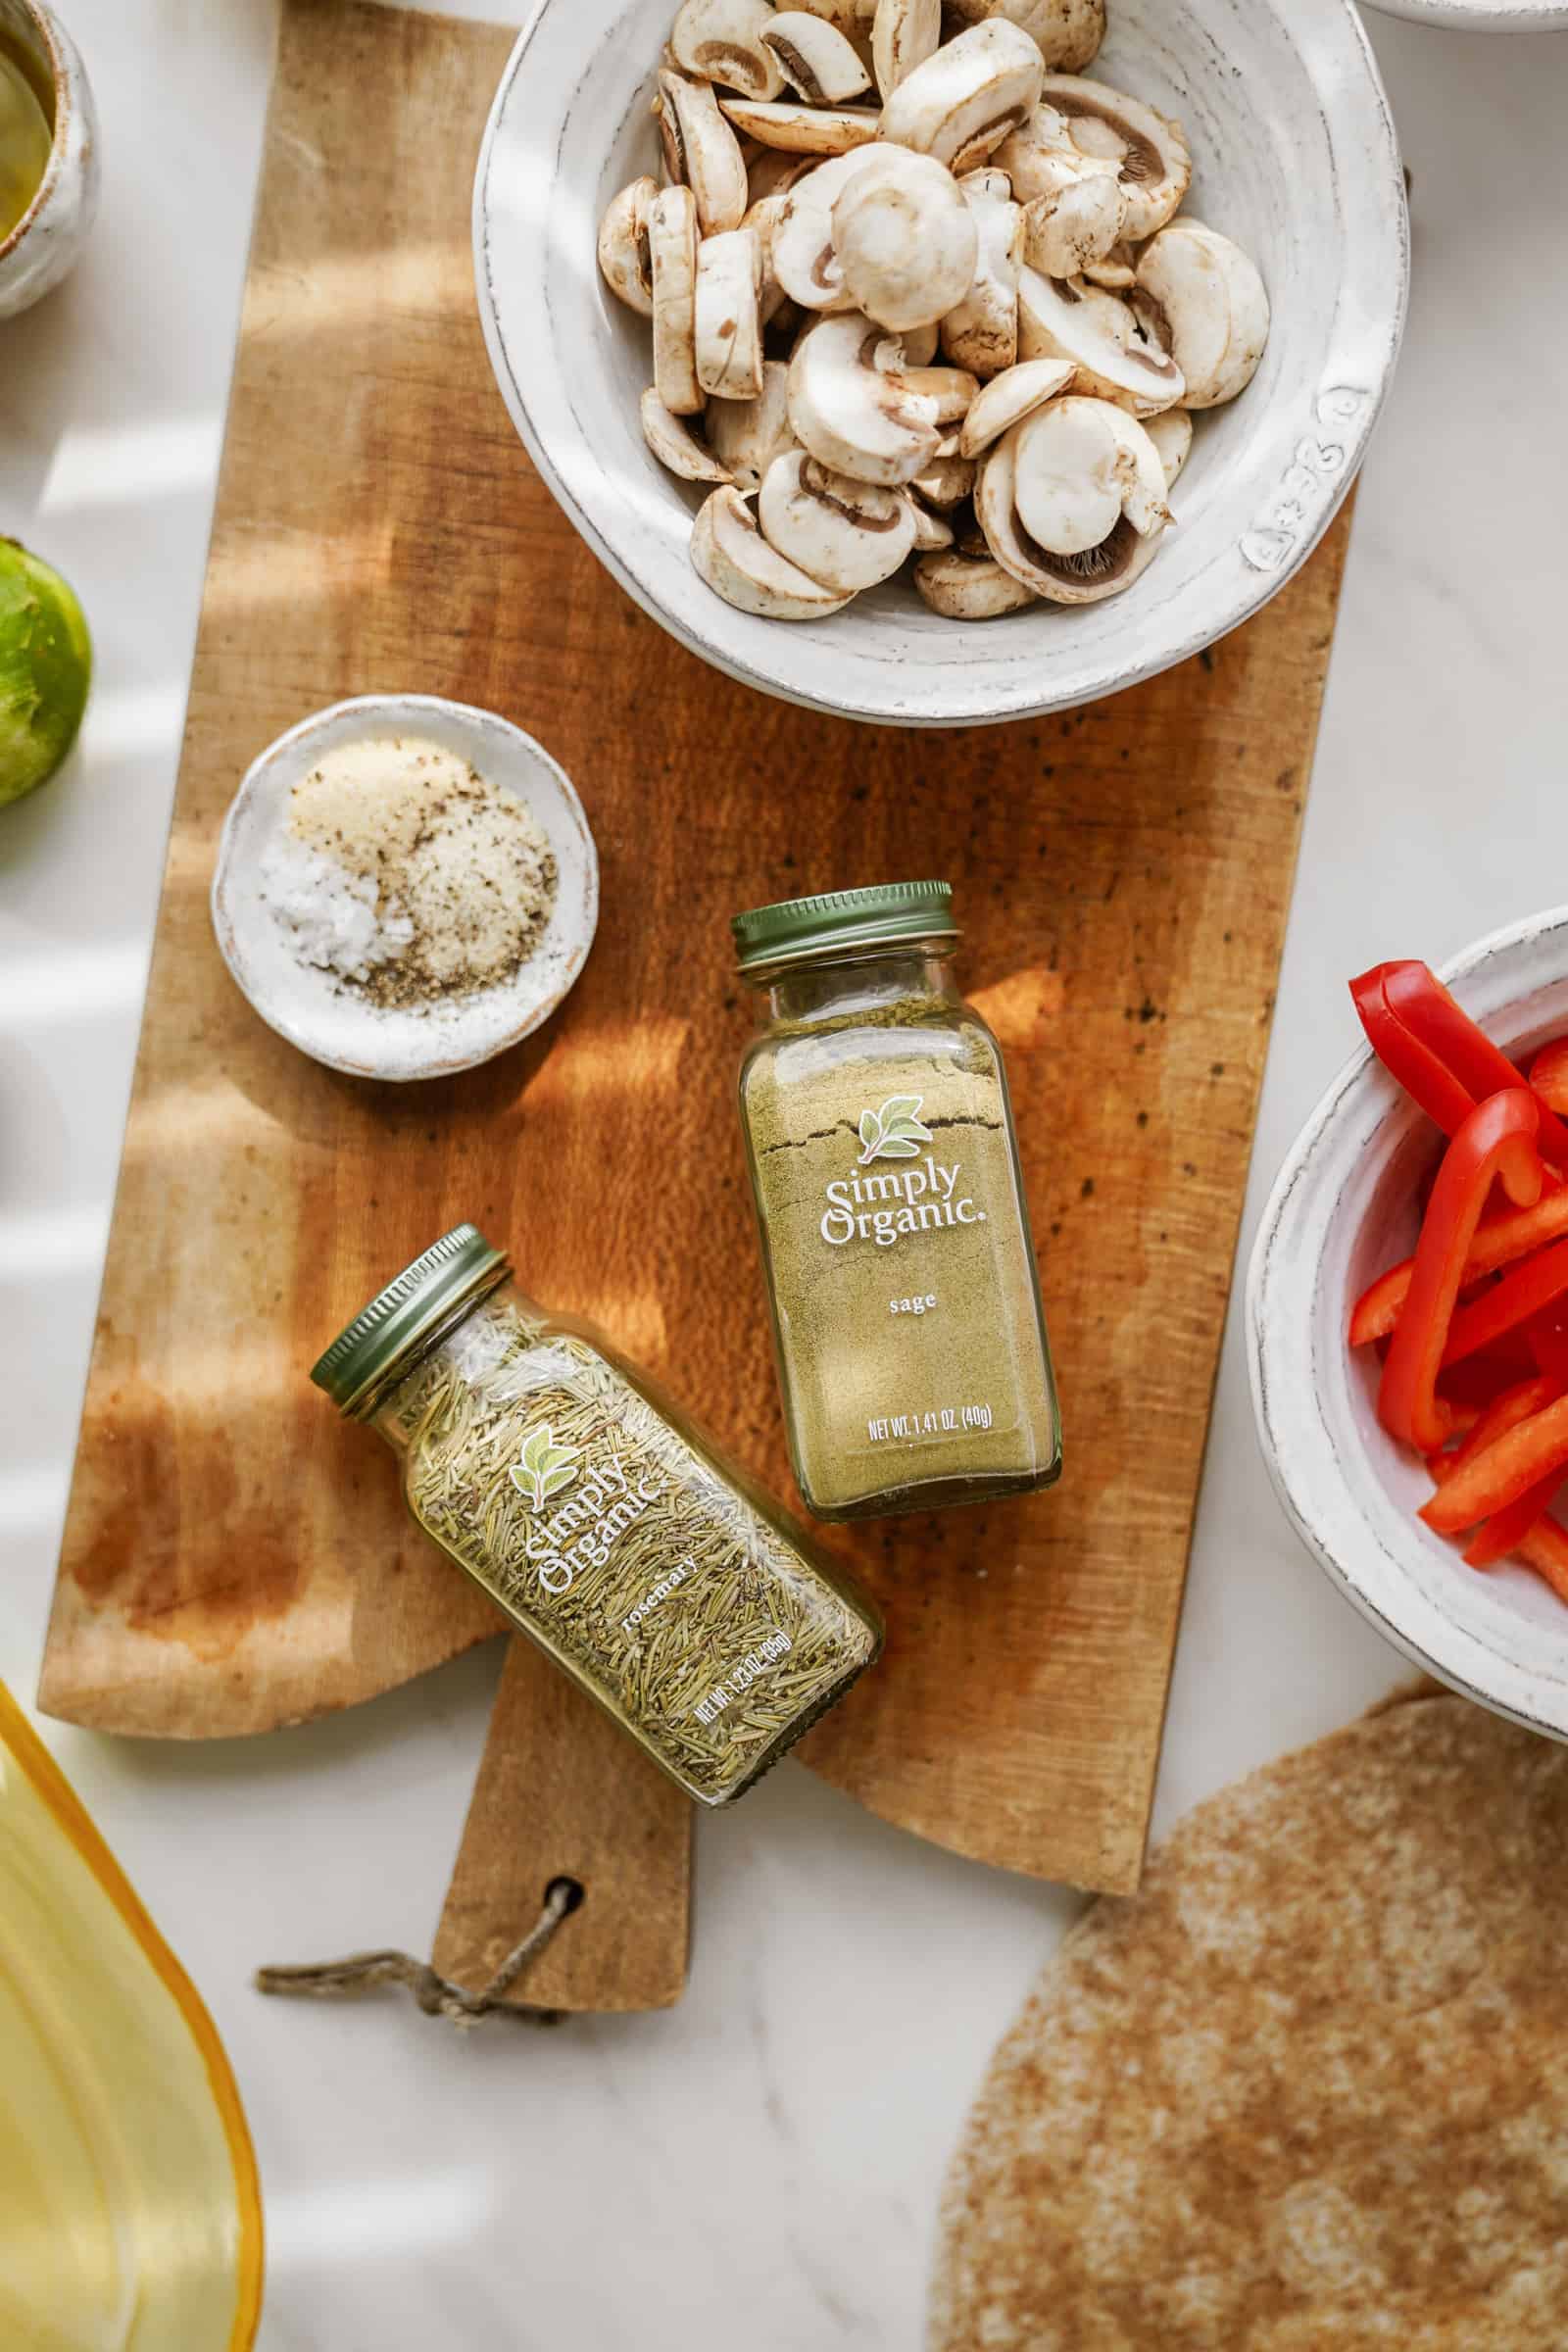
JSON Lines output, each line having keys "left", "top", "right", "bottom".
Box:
{"left": 858, "top": 1094, "right": 934, "bottom": 1164}
{"left": 509, "top": 1425, "right": 581, "bottom": 1512}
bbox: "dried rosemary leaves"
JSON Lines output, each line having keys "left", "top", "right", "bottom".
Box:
{"left": 733, "top": 884, "right": 1062, "bottom": 1521}
{"left": 312, "top": 1227, "right": 880, "bottom": 1806}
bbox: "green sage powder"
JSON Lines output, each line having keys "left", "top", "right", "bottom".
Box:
{"left": 740, "top": 993, "right": 1061, "bottom": 1519}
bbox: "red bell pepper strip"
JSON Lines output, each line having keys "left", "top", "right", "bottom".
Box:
{"left": 1379, "top": 1090, "right": 1545, "bottom": 1453}
{"left": 1438, "top": 1336, "right": 1542, "bottom": 1409}
{"left": 1441, "top": 1237, "right": 1568, "bottom": 1366}
{"left": 1532, "top": 1037, "right": 1568, "bottom": 1117}
{"left": 1379, "top": 960, "right": 1568, "bottom": 1171}
{"left": 1348, "top": 1260, "right": 1414, "bottom": 1347}
{"left": 1464, "top": 1471, "right": 1565, "bottom": 1567}
{"left": 1518, "top": 1515, "right": 1568, "bottom": 1603}
{"left": 1348, "top": 1187, "right": 1568, "bottom": 1345}
{"left": 1427, "top": 1446, "right": 1568, "bottom": 1600}
{"left": 1350, "top": 967, "right": 1478, "bottom": 1139}
{"left": 1528, "top": 1305, "right": 1568, "bottom": 1385}
{"left": 1446, "top": 1373, "right": 1564, "bottom": 1473}
{"left": 1422, "top": 1390, "right": 1568, "bottom": 1532}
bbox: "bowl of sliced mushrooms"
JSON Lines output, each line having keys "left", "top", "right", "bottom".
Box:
{"left": 475, "top": 0, "right": 1408, "bottom": 726}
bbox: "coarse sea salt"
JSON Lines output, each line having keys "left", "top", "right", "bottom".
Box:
{"left": 257, "top": 837, "right": 416, "bottom": 985}
{"left": 258, "top": 733, "right": 559, "bottom": 1010}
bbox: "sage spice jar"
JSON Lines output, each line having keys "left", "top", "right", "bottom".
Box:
{"left": 734, "top": 884, "right": 1062, "bottom": 1521}
{"left": 312, "top": 1226, "right": 881, "bottom": 1805}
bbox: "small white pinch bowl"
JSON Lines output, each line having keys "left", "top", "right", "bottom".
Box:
{"left": 211, "top": 695, "right": 599, "bottom": 1084}
{"left": 0, "top": 0, "right": 100, "bottom": 320}
{"left": 474, "top": 0, "right": 1408, "bottom": 728}
{"left": 1249, "top": 906, "right": 1568, "bottom": 1742}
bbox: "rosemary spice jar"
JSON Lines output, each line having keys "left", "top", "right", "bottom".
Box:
{"left": 312, "top": 1227, "right": 881, "bottom": 1805}
{"left": 734, "top": 883, "right": 1062, "bottom": 1522}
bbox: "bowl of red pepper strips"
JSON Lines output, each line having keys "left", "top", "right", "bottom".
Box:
{"left": 1250, "top": 909, "right": 1568, "bottom": 1738}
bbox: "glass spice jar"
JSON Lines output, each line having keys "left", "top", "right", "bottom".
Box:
{"left": 733, "top": 882, "right": 1063, "bottom": 1522}
{"left": 312, "top": 1226, "right": 882, "bottom": 1806}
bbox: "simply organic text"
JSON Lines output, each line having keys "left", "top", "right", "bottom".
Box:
{"left": 820, "top": 1154, "right": 986, "bottom": 1250}
{"left": 521, "top": 1452, "right": 662, "bottom": 1594}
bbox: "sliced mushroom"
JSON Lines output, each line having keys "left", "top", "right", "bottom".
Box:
{"left": 976, "top": 413, "right": 1164, "bottom": 603}
{"left": 599, "top": 6, "right": 1246, "bottom": 631}
{"left": 1010, "top": 394, "right": 1170, "bottom": 552}
{"left": 747, "top": 148, "right": 817, "bottom": 205}
{"left": 720, "top": 98, "right": 884, "bottom": 154}
{"left": 670, "top": 0, "right": 784, "bottom": 99}
{"left": 744, "top": 189, "right": 790, "bottom": 323}
{"left": 759, "top": 448, "right": 918, "bottom": 589}
{"left": 692, "top": 485, "right": 858, "bottom": 615}
{"left": 941, "top": 170, "right": 1022, "bottom": 378}
{"left": 656, "top": 71, "right": 750, "bottom": 235}
{"left": 649, "top": 184, "right": 704, "bottom": 416}
{"left": 1083, "top": 238, "right": 1136, "bottom": 291}
{"left": 995, "top": 106, "right": 1077, "bottom": 202}
{"left": 909, "top": 499, "right": 956, "bottom": 550}
{"left": 766, "top": 295, "right": 807, "bottom": 343}
{"left": 957, "top": 354, "right": 1073, "bottom": 455}
{"left": 598, "top": 176, "right": 659, "bottom": 317}
{"left": 829, "top": 147, "right": 979, "bottom": 332}
{"left": 1133, "top": 219, "right": 1269, "bottom": 410}
{"left": 770, "top": 143, "right": 896, "bottom": 310}
{"left": 762, "top": 10, "right": 874, "bottom": 103}
{"left": 1016, "top": 267, "right": 1184, "bottom": 416}
{"left": 1144, "top": 404, "right": 1193, "bottom": 489}
{"left": 640, "top": 386, "right": 735, "bottom": 483}
{"left": 1035, "top": 75, "right": 1191, "bottom": 240}
{"left": 707, "top": 358, "right": 798, "bottom": 489}
{"left": 877, "top": 21, "right": 1045, "bottom": 174}
{"left": 788, "top": 312, "right": 944, "bottom": 484}
{"left": 891, "top": 364, "right": 980, "bottom": 423}
{"left": 695, "top": 226, "right": 765, "bottom": 399}
{"left": 944, "top": 0, "right": 1104, "bottom": 72}
{"left": 914, "top": 543, "right": 1037, "bottom": 615}
{"left": 871, "top": 0, "right": 941, "bottom": 99}
{"left": 786, "top": 0, "right": 877, "bottom": 24}
{"left": 1019, "top": 155, "right": 1125, "bottom": 276}
{"left": 912, "top": 440, "right": 978, "bottom": 507}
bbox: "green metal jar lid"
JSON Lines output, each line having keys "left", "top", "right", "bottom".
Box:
{"left": 731, "top": 881, "right": 957, "bottom": 974}
{"left": 310, "top": 1223, "right": 509, "bottom": 1417}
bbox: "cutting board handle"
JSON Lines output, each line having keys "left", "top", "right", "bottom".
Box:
{"left": 431, "top": 1638, "right": 692, "bottom": 2013}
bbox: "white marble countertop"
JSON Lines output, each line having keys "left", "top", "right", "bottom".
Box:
{"left": 4, "top": 4, "right": 1567, "bottom": 2343}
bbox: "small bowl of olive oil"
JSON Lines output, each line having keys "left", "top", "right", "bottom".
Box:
{"left": 0, "top": 0, "right": 98, "bottom": 319}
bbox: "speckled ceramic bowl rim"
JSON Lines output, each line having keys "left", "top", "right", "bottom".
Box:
{"left": 211, "top": 694, "right": 600, "bottom": 1082}
{"left": 472, "top": 0, "right": 1410, "bottom": 729}
{"left": 1248, "top": 904, "right": 1568, "bottom": 1740}
{"left": 1361, "top": 0, "right": 1568, "bottom": 31}
{"left": 0, "top": 0, "right": 69, "bottom": 262}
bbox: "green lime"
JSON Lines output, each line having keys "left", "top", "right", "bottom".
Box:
{"left": 0, "top": 538, "right": 92, "bottom": 807}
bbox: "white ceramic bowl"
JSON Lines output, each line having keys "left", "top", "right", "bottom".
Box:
{"left": 473, "top": 0, "right": 1408, "bottom": 728}
{"left": 212, "top": 695, "right": 599, "bottom": 1082}
{"left": 0, "top": 0, "right": 99, "bottom": 320}
{"left": 1249, "top": 906, "right": 1568, "bottom": 1740}
{"left": 1360, "top": 0, "right": 1567, "bottom": 35}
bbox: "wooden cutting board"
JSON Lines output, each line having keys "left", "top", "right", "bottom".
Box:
{"left": 44, "top": 0, "right": 1353, "bottom": 1969}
